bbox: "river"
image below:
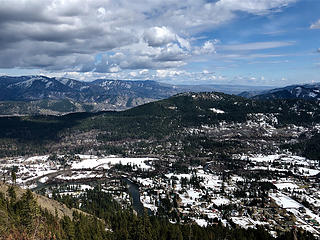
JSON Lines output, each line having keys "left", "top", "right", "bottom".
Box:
{"left": 122, "top": 178, "right": 145, "bottom": 215}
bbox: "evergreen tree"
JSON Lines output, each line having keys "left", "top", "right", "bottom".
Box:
{"left": 20, "top": 189, "right": 40, "bottom": 234}
{"left": 61, "top": 216, "right": 75, "bottom": 240}
{"left": 7, "top": 186, "right": 16, "bottom": 202}
{"left": 11, "top": 169, "right": 16, "bottom": 185}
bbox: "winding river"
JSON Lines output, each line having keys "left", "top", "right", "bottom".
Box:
{"left": 123, "top": 178, "right": 145, "bottom": 215}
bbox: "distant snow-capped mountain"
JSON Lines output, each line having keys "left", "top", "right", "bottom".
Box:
{"left": 0, "top": 75, "right": 180, "bottom": 114}
{"left": 0, "top": 75, "right": 177, "bottom": 102}
{"left": 240, "top": 83, "right": 320, "bottom": 100}
{"left": 0, "top": 75, "right": 272, "bottom": 115}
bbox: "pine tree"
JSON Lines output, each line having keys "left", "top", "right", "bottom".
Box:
{"left": 7, "top": 186, "right": 16, "bottom": 202}
{"left": 20, "top": 189, "right": 40, "bottom": 235}
{"left": 11, "top": 169, "right": 16, "bottom": 185}
{"left": 61, "top": 216, "right": 75, "bottom": 240}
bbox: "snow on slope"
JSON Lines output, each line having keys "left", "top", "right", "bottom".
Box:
{"left": 71, "top": 155, "right": 158, "bottom": 170}
{"left": 209, "top": 108, "right": 225, "bottom": 114}
{"left": 269, "top": 192, "right": 303, "bottom": 208}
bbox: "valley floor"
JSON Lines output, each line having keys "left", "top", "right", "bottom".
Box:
{"left": 1, "top": 153, "right": 319, "bottom": 238}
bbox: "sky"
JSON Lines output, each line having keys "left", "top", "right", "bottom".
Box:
{"left": 0, "top": 0, "right": 319, "bottom": 86}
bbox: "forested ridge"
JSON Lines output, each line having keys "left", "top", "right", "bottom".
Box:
{"left": 0, "top": 92, "right": 319, "bottom": 159}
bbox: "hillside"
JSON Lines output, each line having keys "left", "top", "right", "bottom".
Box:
{"left": 0, "top": 91, "right": 319, "bottom": 159}
{"left": 240, "top": 82, "right": 320, "bottom": 100}
{"left": 0, "top": 183, "right": 110, "bottom": 239}
{"left": 0, "top": 182, "right": 74, "bottom": 219}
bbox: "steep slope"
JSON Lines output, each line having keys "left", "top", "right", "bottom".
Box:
{"left": 3, "top": 76, "right": 74, "bottom": 101}
{"left": 0, "top": 182, "right": 74, "bottom": 219}
{"left": 0, "top": 183, "right": 109, "bottom": 239}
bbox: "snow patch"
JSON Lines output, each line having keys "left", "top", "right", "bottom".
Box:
{"left": 209, "top": 108, "right": 225, "bottom": 114}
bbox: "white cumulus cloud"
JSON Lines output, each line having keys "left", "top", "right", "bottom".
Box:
{"left": 310, "top": 19, "right": 320, "bottom": 29}
{"left": 143, "top": 26, "right": 176, "bottom": 47}
{"left": 0, "top": 0, "right": 298, "bottom": 77}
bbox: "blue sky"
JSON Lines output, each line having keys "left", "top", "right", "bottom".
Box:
{"left": 0, "top": 0, "right": 319, "bottom": 86}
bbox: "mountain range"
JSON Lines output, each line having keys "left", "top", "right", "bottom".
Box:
{"left": 239, "top": 83, "right": 320, "bottom": 100}
{"left": 1, "top": 75, "right": 319, "bottom": 116}
{"left": 0, "top": 75, "right": 271, "bottom": 115}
